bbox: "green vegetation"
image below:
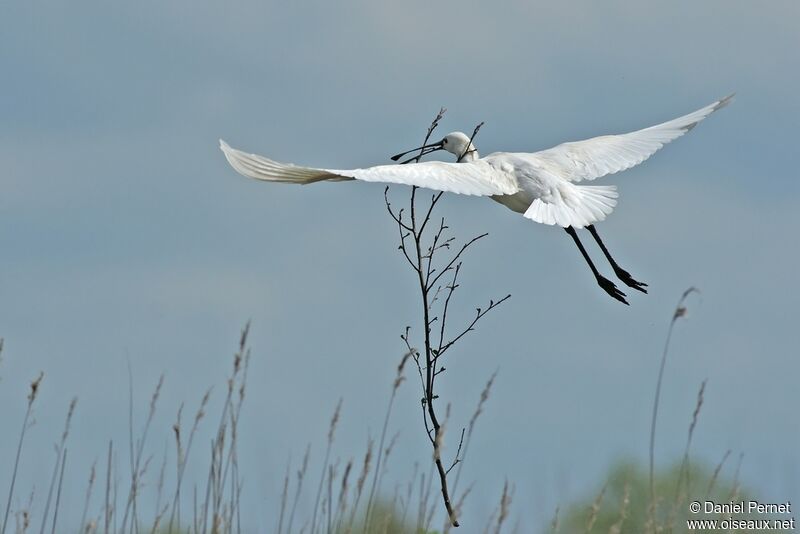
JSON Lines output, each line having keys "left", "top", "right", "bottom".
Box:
{"left": 555, "top": 460, "right": 782, "bottom": 534}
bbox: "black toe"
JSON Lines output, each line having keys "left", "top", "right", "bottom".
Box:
{"left": 597, "top": 276, "right": 629, "bottom": 305}
{"left": 614, "top": 268, "right": 649, "bottom": 294}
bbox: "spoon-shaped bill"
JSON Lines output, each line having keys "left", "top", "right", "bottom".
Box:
{"left": 390, "top": 141, "right": 444, "bottom": 162}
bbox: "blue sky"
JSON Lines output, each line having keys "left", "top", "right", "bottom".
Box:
{"left": 1, "top": 0, "right": 798, "bottom": 530}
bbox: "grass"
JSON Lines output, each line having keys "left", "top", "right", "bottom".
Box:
{"left": 0, "top": 290, "right": 776, "bottom": 533}
{"left": 0, "top": 327, "right": 490, "bottom": 534}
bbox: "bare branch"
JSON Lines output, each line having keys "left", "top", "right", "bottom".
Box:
{"left": 429, "top": 233, "right": 489, "bottom": 289}
{"left": 445, "top": 429, "right": 466, "bottom": 475}
{"left": 395, "top": 107, "right": 447, "bottom": 165}
{"left": 384, "top": 186, "right": 413, "bottom": 232}
{"left": 438, "top": 294, "right": 511, "bottom": 358}
{"left": 385, "top": 111, "right": 509, "bottom": 528}
{"left": 457, "top": 121, "right": 485, "bottom": 163}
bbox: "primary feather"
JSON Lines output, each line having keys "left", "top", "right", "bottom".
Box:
{"left": 528, "top": 94, "right": 733, "bottom": 183}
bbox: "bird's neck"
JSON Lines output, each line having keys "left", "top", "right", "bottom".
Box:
{"left": 458, "top": 149, "right": 479, "bottom": 162}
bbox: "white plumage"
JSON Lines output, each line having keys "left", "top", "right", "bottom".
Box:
{"left": 220, "top": 95, "right": 732, "bottom": 304}
{"left": 220, "top": 95, "right": 732, "bottom": 229}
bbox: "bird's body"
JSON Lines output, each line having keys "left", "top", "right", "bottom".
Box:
{"left": 220, "top": 95, "right": 732, "bottom": 303}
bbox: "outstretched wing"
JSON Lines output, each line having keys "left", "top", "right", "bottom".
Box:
{"left": 530, "top": 95, "right": 733, "bottom": 183}
{"left": 220, "top": 140, "right": 519, "bottom": 196}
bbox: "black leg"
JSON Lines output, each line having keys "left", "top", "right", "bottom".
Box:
{"left": 564, "top": 226, "right": 628, "bottom": 305}
{"left": 586, "top": 225, "right": 648, "bottom": 293}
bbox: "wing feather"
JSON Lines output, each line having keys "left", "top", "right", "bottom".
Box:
{"left": 220, "top": 140, "right": 349, "bottom": 184}
{"left": 344, "top": 160, "right": 518, "bottom": 196}
{"left": 220, "top": 140, "right": 519, "bottom": 196}
{"left": 530, "top": 95, "right": 733, "bottom": 183}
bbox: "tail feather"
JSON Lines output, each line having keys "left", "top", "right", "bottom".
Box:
{"left": 579, "top": 185, "right": 618, "bottom": 224}
{"left": 524, "top": 184, "right": 618, "bottom": 228}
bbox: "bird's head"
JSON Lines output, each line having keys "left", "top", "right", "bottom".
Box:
{"left": 390, "top": 131, "right": 479, "bottom": 164}
{"left": 441, "top": 132, "right": 478, "bottom": 161}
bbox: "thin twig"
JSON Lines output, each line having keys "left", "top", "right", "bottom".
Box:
{"left": 457, "top": 122, "right": 484, "bottom": 163}
{"left": 445, "top": 429, "right": 466, "bottom": 475}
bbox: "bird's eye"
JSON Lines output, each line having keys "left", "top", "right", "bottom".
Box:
{"left": 443, "top": 139, "right": 448, "bottom": 144}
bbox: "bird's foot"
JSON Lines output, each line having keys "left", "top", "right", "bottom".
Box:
{"left": 596, "top": 275, "right": 629, "bottom": 305}
{"left": 613, "top": 267, "right": 649, "bottom": 294}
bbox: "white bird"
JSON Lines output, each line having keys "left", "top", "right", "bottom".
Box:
{"left": 220, "top": 95, "right": 732, "bottom": 304}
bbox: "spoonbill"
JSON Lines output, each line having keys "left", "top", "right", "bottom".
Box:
{"left": 220, "top": 95, "right": 732, "bottom": 304}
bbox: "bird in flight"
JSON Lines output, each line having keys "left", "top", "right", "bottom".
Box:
{"left": 220, "top": 95, "right": 732, "bottom": 304}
